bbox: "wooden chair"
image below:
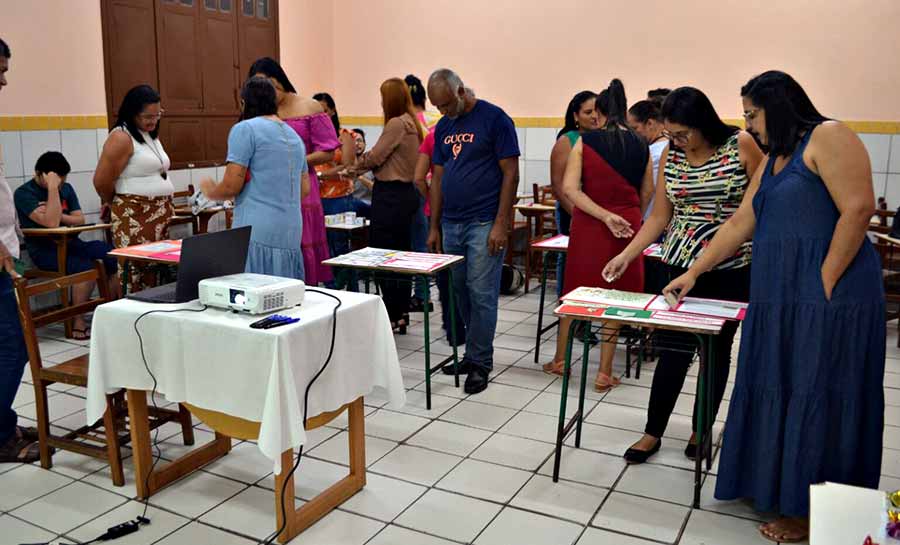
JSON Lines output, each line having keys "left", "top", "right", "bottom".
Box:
{"left": 506, "top": 195, "right": 530, "bottom": 269}
{"left": 170, "top": 184, "right": 198, "bottom": 234}
{"left": 532, "top": 183, "right": 557, "bottom": 234}
{"left": 14, "top": 261, "right": 195, "bottom": 486}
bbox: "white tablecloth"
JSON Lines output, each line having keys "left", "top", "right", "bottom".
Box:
{"left": 87, "top": 289, "right": 405, "bottom": 472}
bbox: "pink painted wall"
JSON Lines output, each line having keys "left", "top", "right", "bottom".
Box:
{"left": 330, "top": 0, "right": 900, "bottom": 121}
{"left": 1, "top": 0, "right": 899, "bottom": 121}
{"left": 0, "top": 0, "right": 107, "bottom": 115}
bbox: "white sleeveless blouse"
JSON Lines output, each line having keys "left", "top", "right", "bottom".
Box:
{"left": 113, "top": 126, "right": 175, "bottom": 198}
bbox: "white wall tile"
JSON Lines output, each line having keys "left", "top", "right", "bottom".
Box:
{"left": 6, "top": 176, "right": 26, "bottom": 193}
{"left": 65, "top": 171, "right": 101, "bottom": 215}
{"left": 361, "top": 125, "right": 383, "bottom": 151}
{"left": 874, "top": 172, "right": 888, "bottom": 199}
{"left": 523, "top": 160, "right": 551, "bottom": 187}
{"left": 21, "top": 130, "right": 62, "bottom": 175}
{"left": 0, "top": 131, "right": 24, "bottom": 178}
{"left": 96, "top": 128, "right": 110, "bottom": 160}
{"left": 890, "top": 135, "right": 900, "bottom": 174}
{"left": 886, "top": 174, "right": 900, "bottom": 209}
{"left": 524, "top": 128, "right": 557, "bottom": 161}
{"left": 515, "top": 127, "right": 526, "bottom": 156}
{"left": 517, "top": 159, "right": 526, "bottom": 194}
{"left": 61, "top": 130, "right": 99, "bottom": 173}
{"left": 859, "top": 133, "right": 891, "bottom": 173}
{"left": 190, "top": 167, "right": 217, "bottom": 186}
{"left": 168, "top": 169, "right": 192, "bottom": 193}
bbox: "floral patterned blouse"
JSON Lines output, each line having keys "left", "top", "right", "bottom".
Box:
{"left": 661, "top": 133, "right": 751, "bottom": 270}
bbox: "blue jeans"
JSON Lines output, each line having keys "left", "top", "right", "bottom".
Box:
{"left": 410, "top": 194, "right": 429, "bottom": 301}
{"left": 442, "top": 220, "right": 504, "bottom": 371}
{"left": 321, "top": 196, "right": 359, "bottom": 292}
{"left": 0, "top": 273, "right": 28, "bottom": 445}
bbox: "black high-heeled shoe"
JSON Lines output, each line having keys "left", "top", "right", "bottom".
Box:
{"left": 623, "top": 438, "right": 661, "bottom": 464}
{"left": 392, "top": 319, "right": 407, "bottom": 335}
{"left": 684, "top": 441, "right": 698, "bottom": 460}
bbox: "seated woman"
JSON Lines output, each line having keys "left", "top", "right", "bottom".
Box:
{"left": 14, "top": 151, "right": 119, "bottom": 339}
{"left": 200, "top": 77, "right": 310, "bottom": 279}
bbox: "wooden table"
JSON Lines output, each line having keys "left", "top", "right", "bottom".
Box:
{"left": 21, "top": 223, "right": 112, "bottom": 337}
{"left": 126, "top": 393, "right": 365, "bottom": 543}
{"left": 173, "top": 205, "right": 230, "bottom": 235}
{"left": 552, "top": 301, "right": 727, "bottom": 508}
{"left": 513, "top": 203, "right": 556, "bottom": 293}
{"left": 87, "top": 290, "right": 403, "bottom": 543}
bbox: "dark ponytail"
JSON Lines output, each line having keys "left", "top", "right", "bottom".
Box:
{"left": 602, "top": 78, "right": 628, "bottom": 127}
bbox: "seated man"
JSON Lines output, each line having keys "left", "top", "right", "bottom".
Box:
{"left": 14, "top": 151, "right": 119, "bottom": 339}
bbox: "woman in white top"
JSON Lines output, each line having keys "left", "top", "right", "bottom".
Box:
{"left": 94, "top": 85, "right": 174, "bottom": 292}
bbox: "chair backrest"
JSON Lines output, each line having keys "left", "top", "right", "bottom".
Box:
{"left": 172, "top": 184, "right": 195, "bottom": 206}
{"left": 13, "top": 260, "right": 111, "bottom": 374}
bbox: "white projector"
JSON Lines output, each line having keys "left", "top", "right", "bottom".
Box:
{"left": 198, "top": 273, "right": 305, "bottom": 314}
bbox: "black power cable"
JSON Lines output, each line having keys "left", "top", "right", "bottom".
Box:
{"left": 260, "top": 288, "right": 342, "bottom": 545}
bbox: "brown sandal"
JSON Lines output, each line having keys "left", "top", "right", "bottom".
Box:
{"left": 542, "top": 359, "right": 568, "bottom": 376}
{"left": 594, "top": 373, "right": 621, "bottom": 393}
{"left": 71, "top": 327, "right": 91, "bottom": 340}
{"left": 0, "top": 434, "right": 40, "bottom": 463}
{"left": 17, "top": 425, "right": 39, "bottom": 442}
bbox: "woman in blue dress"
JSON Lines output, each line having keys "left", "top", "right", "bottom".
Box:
{"left": 200, "top": 77, "right": 310, "bottom": 279}
{"left": 664, "top": 71, "right": 885, "bottom": 543}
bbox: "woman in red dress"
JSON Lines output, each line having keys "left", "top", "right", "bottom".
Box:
{"left": 543, "top": 79, "right": 654, "bottom": 392}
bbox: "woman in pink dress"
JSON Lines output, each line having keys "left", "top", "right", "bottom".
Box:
{"left": 249, "top": 58, "right": 337, "bottom": 285}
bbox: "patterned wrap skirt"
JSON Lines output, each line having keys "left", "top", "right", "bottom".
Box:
{"left": 111, "top": 193, "right": 174, "bottom": 293}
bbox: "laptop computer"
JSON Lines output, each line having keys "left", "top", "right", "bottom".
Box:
{"left": 127, "top": 226, "right": 252, "bottom": 304}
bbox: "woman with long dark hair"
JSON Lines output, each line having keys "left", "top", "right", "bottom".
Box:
{"left": 549, "top": 91, "right": 599, "bottom": 298}
{"left": 249, "top": 57, "right": 336, "bottom": 286}
{"left": 312, "top": 92, "right": 341, "bottom": 136}
{"left": 346, "top": 78, "right": 424, "bottom": 332}
{"left": 542, "top": 79, "right": 654, "bottom": 392}
{"left": 200, "top": 77, "right": 309, "bottom": 279}
{"left": 663, "top": 71, "right": 884, "bottom": 543}
{"left": 603, "top": 86, "right": 764, "bottom": 463}
{"left": 93, "top": 84, "right": 174, "bottom": 292}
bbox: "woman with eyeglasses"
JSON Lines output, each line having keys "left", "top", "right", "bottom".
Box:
{"left": 663, "top": 71, "right": 884, "bottom": 544}
{"left": 603, "top": 87, "right": 764, "bottom": 464}
{"left": 94, "top": 84, "right": 174, "bottom": 292}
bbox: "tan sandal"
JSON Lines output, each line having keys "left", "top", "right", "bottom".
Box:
{"left": 542, "top": 359, "right": 568, "bottom": 376}
{"left": 594, "top": 373, "right": 620, "bottom": 393}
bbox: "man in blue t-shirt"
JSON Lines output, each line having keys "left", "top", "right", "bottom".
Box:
{"left": 426, "top": 68, "right": 520, "bottom": 395}
{"left": 14, "top": 151, "right": 118, "bottom": 340}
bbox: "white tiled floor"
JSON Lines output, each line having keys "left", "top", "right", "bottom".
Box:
{"left": 8, "top": 288, "right": 900, "bottom": 544}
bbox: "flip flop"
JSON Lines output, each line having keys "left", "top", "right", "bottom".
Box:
{"left": 0, "top": 435, "right": 40, "bottom": 463}
{"left": 71, "top": 327, "right": 91, "bottom": 341}
{"left": 17, "top": 426, "right": 38, "bottom": 442}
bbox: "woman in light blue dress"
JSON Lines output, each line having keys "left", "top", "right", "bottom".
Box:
{"left": 200, "top": 77, "right": 309, "bottom": 279}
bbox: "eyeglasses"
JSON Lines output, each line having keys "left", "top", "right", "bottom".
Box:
{"left": 743, "top": 108, "right": 761, "bottom": 122}
{"left": 662, "top": 129, "right": 692, "bottom": 143}
{"left": 138, "top": 109, "right": 165, "bottom": 121}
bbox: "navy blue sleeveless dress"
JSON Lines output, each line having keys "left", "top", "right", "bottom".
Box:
{"left": 714, "top": 127, "right": 886, "bottom": 517}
